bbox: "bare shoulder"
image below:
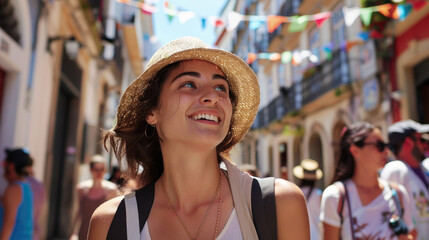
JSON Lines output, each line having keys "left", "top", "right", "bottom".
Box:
{"left": 274, "top": 178, "right": 305, "bottom": 203}
{"left": 102, "top": 180, "right": 118, "bottom": 190}
{"left": 4, "top": 184, "right": 22, "bottom": 202}
{"left": 76, "top": 179, "right": 93, "bottom": 189}
{"left": 274, "top": 179, "right": 310, "bottom": 240}
{"left": 88, "top": 195, "right": 123, "bottom": 239}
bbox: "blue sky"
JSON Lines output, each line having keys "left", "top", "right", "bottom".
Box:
{"left": 153, "top": 0, "right": 228, "bottom": 46}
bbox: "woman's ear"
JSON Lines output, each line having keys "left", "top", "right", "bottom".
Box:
{"left": 349, "top": 144, "right": 360, "bottom": 159}
{"left": 146, "top": 110, "right": 157, "bottom": 125}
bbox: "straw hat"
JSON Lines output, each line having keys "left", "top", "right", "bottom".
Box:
{"left": 293, "top": 159, "right": 323, "bottom": 180}
{"left": 115, "top": 37, "right": 260, "bottom": 144}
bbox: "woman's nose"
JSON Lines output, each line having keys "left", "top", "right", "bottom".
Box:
{"left": 200, "top": 88, "right": 220, "bottom": 104}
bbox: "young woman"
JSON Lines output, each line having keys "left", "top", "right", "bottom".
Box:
{"left": 88, "top": 37, "right": 309, "bottom": 239}
{"left": 0, "top": 149, "right": 33, "bottom": 240}
{"left": 71, "top": 155, "right": 117, "bottom": 240}
{"left": 320, "top": 122, "right": 417, "bottom": 239}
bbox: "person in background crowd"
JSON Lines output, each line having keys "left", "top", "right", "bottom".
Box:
{"left": 240, "top": 164, "right": 260, "bottom": 177}
{"left": 26, "top": 156, "right": 45, "bottom": 240}
{"left": 71, "top": 155, "right": 117, "bottom": 240}
{"left": 0, "top": 148, "right": 33, "bottom": 239}
{"left": 108, "top": 165, "right": 124, "bottom": 186}
{"left": 281, "top": 166, "right": 288, "bottom": 180}
{"left": 381, "top": 120, "right": 429, "bottom": 240}
{"left": 88, "top": 36, "right": 309, "bottom": 239}
{"left": 321, "top": 122, "right": 416, "bottom": 239}
{"left": 293, "top": 159, "right": 323, "bottom": 240}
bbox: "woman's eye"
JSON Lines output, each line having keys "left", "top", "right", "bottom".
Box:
{"left": 215, "top": 85, "right": 227, "bottom": 92}
{"left": 181, "top": 82, "right": 195, "bottom": 88}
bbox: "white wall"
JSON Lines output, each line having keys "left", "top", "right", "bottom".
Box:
{"left": 26, "top": 15, "right": 54, "bottom": 181}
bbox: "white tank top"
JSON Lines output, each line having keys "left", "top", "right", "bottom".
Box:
{"left": 141, "top": 208, "right": 243, "bottom": 239}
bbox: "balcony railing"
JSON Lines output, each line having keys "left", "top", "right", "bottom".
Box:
{"left": 253, "top": 48, "right": 350, "bottom": 129}
{"left": 301, "top": 49, "right": 350, "bottom": 105}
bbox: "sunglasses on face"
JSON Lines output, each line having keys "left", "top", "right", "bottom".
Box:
{"left": 361, "top": 140, "right": 389, "bottom": 152}
{"left": 92, "top": 167, "right": 105, "bottom": 172}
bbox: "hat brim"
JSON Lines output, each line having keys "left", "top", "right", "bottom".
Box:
{"left": 116, "top": 47, "right": 260, "bottom": 145}
{"left": 292, "top": 166, "right": 323, "bottom": 180}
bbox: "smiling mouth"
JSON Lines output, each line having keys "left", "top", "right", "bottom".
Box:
{"left": 190, "top": 114, "right": 220, "bottom": 123}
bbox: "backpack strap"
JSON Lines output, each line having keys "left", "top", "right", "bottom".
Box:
{"left": 124, "top": 192, "right": 139, "bottom": 239}
{"left": 335, "top": 182, "right": 345, "bottom": 225}
{"left": 106, "top": 182, "right": 155, "bottom": 240}
{"left": 251, "top": 177, "right": 277, "bottom": 240}
{"left": 335, "top": 181, "right": 356, "bottom": 240}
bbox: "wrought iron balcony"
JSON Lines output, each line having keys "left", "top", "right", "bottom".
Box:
{"left": 253, "top": 84, "right": 298, "bottom": 129}
{"left": 301, "top": 49, "right": 350, "bottom": 105}
{"left": 252, "top": 48, "right": 350, "bottom": 129}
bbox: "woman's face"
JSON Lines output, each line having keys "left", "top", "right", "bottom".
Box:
{"left": 353, "top": 128, "right": 388, "bottom": 171}
{"left": 147, "top": 60, "right": 233, "bottom": 149}
{"left": 90, "top": 162, "right": 106, "bottom": 181}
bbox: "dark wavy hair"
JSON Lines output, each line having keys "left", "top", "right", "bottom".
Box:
{"left": 103, "top": 61, "right": 237, "bottom": 185}
{"left": 331, "top": 122, "right": 376, "bottom": 184}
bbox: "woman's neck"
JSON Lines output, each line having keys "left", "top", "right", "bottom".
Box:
{"left": 159, "top": 148, "right": 221, "bottom": 210}
{"left": 352, "top": 169, "right": 379, "bottom": 189}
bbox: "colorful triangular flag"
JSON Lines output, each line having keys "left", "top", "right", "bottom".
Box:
{"left": 288, "top": 16, "right": 308, "bottom": 33}
{"left": 313, "top": 12, "right": 331, "bottom": 27}
{"left": 227, "top": 11, "right": 244, "bottom": 32}
{"left": 360, "top": 7, "right": 374, "bottom": 27}
{"left": 343, "top": 7, "right": 361, "bottom": 27}
{"left": 267, "top": 15, "right": 288, "bottom": 33}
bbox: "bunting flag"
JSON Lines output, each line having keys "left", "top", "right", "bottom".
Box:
{"left": 412, "top": 0, "right": 427, "bottom": 10}
{"left": 313, "top": 12, "right": 331, "bottom": 27}
{"left": 164, "top": 1, "right": 176, "bottom": 22}
{"left": 378, "top": 4, "right": 395, "bottom": 17}
{"left": 288, "top": 16, "right": 309, "bottom": 33}
{"left": 346, "top": 40, "right": 364, "bottom": 51}
{"left": 358, "top": 31, "right": 370, "bottom": 41}
{"left": 281, "top": 52, "right": 293, "bottom": 64}
{"left": 267, "top": 15, "right": 288, "bottom": 33}
{"left": 398, "top": 4, "right": 413, "bottom": 20}
{"left": 343, "top": 7, "right": 361, "bottom": 26}
{"left": 249, "top": 20, "right": 264, "bottom": 30}
{"left": 201, "top": 18, "right": 206, "bottom": 29}
{"left": 269, "top": 53, "right": 281, "bottom": 61}
{"left": 115, "top": 0, "right": 426, "bottom": 47}
{"left": 247, "top": 53, "right": 257, "bottom": 64}
{"left": 178, "top": 11, "right": 196, "bottom": 23}
{"left": 360, "top": 7, "right": 374, "bottom": 26}
{"left": 227, "top": 11, "right": 244, "bottom": 32}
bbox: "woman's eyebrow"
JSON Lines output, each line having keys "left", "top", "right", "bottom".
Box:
{"left": 173, "top": 72, "right": 227, "bottom": 82}
{"left": 173, "top": 71, "right": 200, "bottom": 81}
{"left": 213, "top": 74, "right": 227, "bottom": 82}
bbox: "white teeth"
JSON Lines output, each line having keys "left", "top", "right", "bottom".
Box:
{"left": 191, "top": 114, "right": 219, "bottom": 122}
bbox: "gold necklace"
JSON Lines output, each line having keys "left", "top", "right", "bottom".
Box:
{"left": 163, "top": 170, "right": 222, "bottom": 240}
{"left": 213, "top": 171, "right": 223, "bottom": 239}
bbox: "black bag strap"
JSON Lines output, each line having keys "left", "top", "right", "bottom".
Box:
{"left": 335, "top": 181, "right": 356, "bottom": 240}
{"left": 109, "top": 177, "right": 278, "bottom": 240}
{"left": 251, "top": 177, "right": 277, "bottom": 240}
{"left": 107, "top": 182, "right": 155, "bottom": 240}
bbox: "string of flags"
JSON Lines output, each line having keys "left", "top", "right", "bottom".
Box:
{"left": 116, "top": 0, "right": 427, "bottom": 32}
{"left": 115, "top": 0, "right": 428, "bottom": 65}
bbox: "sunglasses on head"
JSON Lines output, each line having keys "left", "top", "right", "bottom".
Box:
{"left": 361, "top": 140, "right": 389, "bottom": 152}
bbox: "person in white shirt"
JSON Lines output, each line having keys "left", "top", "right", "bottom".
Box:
{"left": 320, "top": 122, "right": 416, "bottom": 239}
{"left": 293, "top": 159, "right": 323, "bottom": 240}
{"left": 381, "top": 120, "right": 429, "bottom": 240}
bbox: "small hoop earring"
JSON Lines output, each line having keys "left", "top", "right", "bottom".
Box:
{"left": 145, "top": 124, "right": 156, "bottom": 138}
